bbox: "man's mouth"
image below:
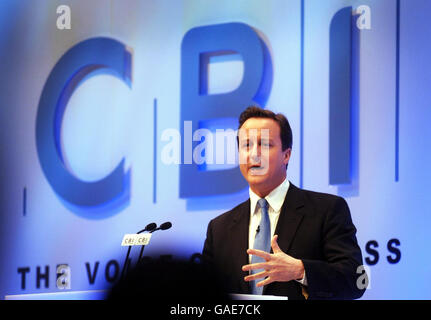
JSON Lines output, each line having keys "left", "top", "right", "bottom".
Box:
{"left": 248, "top": 165, "right": 265, "bottom": 174}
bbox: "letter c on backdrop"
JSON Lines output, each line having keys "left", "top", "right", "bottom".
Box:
{"left": 36, "top": 37, "right": 132, "bottom": 218}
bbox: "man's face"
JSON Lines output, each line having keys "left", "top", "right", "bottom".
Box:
{"left": 238, "top": 117, "right": 291, "bottom": 197}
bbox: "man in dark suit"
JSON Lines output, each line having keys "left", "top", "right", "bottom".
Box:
{"left": 202, "top": 106, "right": 366, "bottom": 300}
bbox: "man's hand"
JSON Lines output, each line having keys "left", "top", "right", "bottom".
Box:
{"left": 242, "top": 235, "right": 305, "bottom": 287}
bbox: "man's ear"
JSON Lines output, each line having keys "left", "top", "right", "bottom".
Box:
{"left": 284, "top": 148, "right": 292, "bottom": 165}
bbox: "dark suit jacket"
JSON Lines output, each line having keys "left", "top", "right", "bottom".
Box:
{"left": 202, "top": 183, "right": 366, "bottom": 300}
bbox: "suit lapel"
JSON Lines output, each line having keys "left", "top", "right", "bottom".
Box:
{"left": 229, "top": 199, "right": 251, "bottom": 293}
{"left": 263, "top": 183, "right": 305, "bottom": 295}
{"left": 273, "top": 183, "right": 305, "bottom": 254}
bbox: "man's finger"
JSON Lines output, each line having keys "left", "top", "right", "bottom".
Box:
{"left": 242, "top": 262, "right": 268, "bottom": 272}
{"left": 244, "top": 270, "right": 267, "bottom": 282}
{"left": 247, "top": 248, "right": 271, "bottom": 261}
{"left": 257, "top": 277, "right": 274, "bottom": 287}
{"left": 271, "top": 235, "right": 282, "bottom": 253}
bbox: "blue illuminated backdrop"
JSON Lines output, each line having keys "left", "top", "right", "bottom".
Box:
{"left": 0, "top": 0, "right": 430, "bottom": 299}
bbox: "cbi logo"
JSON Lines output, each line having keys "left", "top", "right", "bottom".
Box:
{"left": 37, "top": 7, "right": 369, "bottom": 218}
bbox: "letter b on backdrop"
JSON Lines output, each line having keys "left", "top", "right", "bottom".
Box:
{"left": 180, "top": 23, "right": 273, "bottom": 198}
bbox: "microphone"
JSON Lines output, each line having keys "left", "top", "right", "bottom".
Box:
{"left": 121, "top": 222, "right": 157, "bottom": 279}
{"left": 137, "top": 222, "right": 159, "bottom": 265}
{"left": 137, "top": 222, "right": 172, "bottom": 264}
{"left": 137, "top": 223, "right": 157, "bottom": 234}
{"left": 150, "top": 221, "right": 172, "bottom": 233}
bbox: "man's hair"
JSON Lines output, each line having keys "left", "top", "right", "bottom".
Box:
{"left": 238, "top": 106, "right": 293, "bottom": 151}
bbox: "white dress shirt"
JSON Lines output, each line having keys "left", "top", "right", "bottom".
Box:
{"left": 248, "top": 177, "right": 307, "bottom": 286}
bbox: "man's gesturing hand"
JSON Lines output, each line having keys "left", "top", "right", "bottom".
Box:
{"left": 242, "top": 235, "right": 305, "bottom": 287}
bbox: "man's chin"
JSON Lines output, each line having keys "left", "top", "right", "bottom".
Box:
{"left": 245, "top": 174, "right": 269, "bottom": 186}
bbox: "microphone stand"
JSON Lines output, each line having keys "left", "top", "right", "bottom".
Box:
{"left": 121, "top": 223, "right": 157, "bottom": 280}
{"left": 121, "top": 246, "right": 132, "bottom": 280}
{"left": 137, "top": 222, "right": 172, "bottom": 265}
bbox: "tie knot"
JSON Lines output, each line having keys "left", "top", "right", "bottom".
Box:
{"left": 258, "top": 198, "right": 268, "bottom": 211}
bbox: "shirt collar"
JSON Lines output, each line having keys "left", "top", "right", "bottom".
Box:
{"left": 249, "top": 177, "right": 290, "bottom": 215}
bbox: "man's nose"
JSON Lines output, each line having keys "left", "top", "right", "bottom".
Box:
{"left": 250, "top": 143, "right": 261, "bottom": 161}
